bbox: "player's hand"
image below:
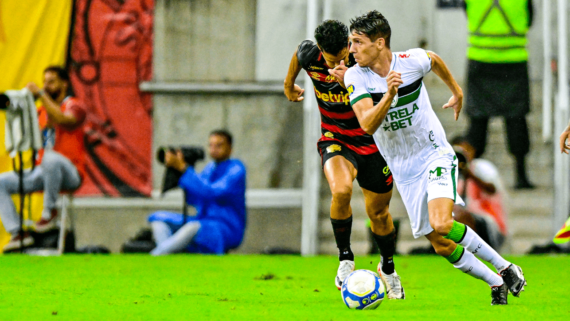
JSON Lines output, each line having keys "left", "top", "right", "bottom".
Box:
{"left": 386, "top": 71, "right": 403, "bottom": 97}
{"left": 329, "top": 60, "right": 348, "bottom": 88}
{"left": 165, "top": 150, "right": 187, "bottom": 172}
{"left": 284, "top": 83, "right": 305, "bottom": 102}
{"left": 25, "top": 82, "right": 41, "bottom": 96}
{"left": 443, "top": 94, "right": 463, "bottom": 121}
{"left": 560, "top": 125, "right": 570, "bottom": 154}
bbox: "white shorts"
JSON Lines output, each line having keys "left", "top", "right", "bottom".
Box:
{"left": 397, "top": 154, "right": 465, "bottom": 238}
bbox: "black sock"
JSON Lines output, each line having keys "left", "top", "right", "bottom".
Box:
{"left": 331, "top": 217, "right": 354, "bottom": 261}
{"left": 372, "top": 229, "right": 396, "bottom": 274}
{"left": 515, "top": 155, "right": 527, "bottom": 181}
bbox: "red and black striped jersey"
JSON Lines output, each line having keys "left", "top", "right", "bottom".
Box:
{"left": 297, "top": 40, "right": 378, "bottom": 155}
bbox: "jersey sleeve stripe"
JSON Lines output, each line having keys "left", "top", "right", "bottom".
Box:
{"left": 350, "top": 93, "right": 372, "bottom": 105}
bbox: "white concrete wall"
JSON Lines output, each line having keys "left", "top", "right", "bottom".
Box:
{"left": 256, "top": 0, "right": 547, "bottom": 84}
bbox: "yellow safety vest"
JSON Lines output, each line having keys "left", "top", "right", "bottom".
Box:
{"left": 466, "top": 0, "right": 529, "bottom": 63}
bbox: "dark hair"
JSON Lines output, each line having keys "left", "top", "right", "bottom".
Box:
{"left": 450, "top": 135, "right": 468, "bottom": 146}
{"left": 44, "top": 66, "right": 70, "bottom": 83}
{"left": 314, "top": 20, "right": 349, "bottom": 55}
{"left": 210, "top": 129, "right": 233, "bottom": 146}
{"left": 349, "top": 10, "right": 391, "bottom": 48}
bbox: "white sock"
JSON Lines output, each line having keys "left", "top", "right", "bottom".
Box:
{"left": 453, "top": 249, "right": 503, "bottom": 287}
{"left": 458, "top": 226, "right": 510, "bottom": 272}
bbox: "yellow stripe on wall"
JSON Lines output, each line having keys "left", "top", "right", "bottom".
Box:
{"left": 0, "top": 0, "right": 73, "bottom": 251}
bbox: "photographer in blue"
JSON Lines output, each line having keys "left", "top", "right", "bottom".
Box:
{"left": 148, "top": 130, "right": 247, "bottom": 255}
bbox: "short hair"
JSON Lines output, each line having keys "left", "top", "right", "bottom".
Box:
{"left": 210, "top": 129, "right": 233, "bottom": 146}
{"left": 314, "top": 20, "right": 349, "bottom": 55}
{"left": 349, "top": 10, "right": 391, "bottom": 48}
{"left": 450, "top": 135, "right": 468, "bottom": 146}
{"left": 44, "top": 66, "right": 70, "bottom": 83}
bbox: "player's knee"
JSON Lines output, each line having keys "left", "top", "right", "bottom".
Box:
{"left": 368, "top": 205, "right": 390, "bottom": 222}
{"left": 432, "top": 218, "right": 454, "bottom": 237}
{"left": 331, "top": 185, "right": 352, "bottom": 205}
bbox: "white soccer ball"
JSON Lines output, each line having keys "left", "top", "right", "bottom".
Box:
{"left": 341, "top": 269, "right": 385, "bottom": 310}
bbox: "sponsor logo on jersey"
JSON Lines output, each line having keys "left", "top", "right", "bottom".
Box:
{"left": 382, "top": 103, "right": 420, "bottom": 132}
{"left": 314, "top": 87, "right": 350, "bottom": 105}
{"left": 399, "top": 53, "right": 410, "bottom": 58}
{"left": 326, "top": 144, "right": 342, "bottom": 153}
{"left": 324, "top": 131, "right": 334, "bottom": 138}
{"left": 429, "top": 130, "right": 435, "bottom": 142}
{"left": 347, "top": 84, "right": 354, "bottom": 95}
{"left": 383, "top": 166, "right": 391, "bottom": 175}
{"left": 368, "top": 87, "right": 375, "bottom": 91}
{"left": 309, "top": 65, "right": 324, "bottom": 70}
{"left": 309, "top": 71, "right": 336, "bottom": 83}
{"left": 429, "top": 167, "right": 448, "bottom": 181}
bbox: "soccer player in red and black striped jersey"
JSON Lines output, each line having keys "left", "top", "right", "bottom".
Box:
{"left": 284, "top": 20, "right": 404, "bottom": 298}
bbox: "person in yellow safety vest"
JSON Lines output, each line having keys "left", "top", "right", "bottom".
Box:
{"left": 463, "top": 0, "right": 535, "bottom": 189}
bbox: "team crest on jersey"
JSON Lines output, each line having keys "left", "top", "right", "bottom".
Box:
{"left": 347, "top": 84, "right": 354, "bottom": 95}
{"left": 390, "top": 93, "right": 399, "bottom": 107}
{"left": 399, "top": 53, "right": 410, "bottom": 58}
{"left": 324, "top": 132, "right": 334, "bottom": 138}
{"left": 326, "top": 144, "right": 342, "bottom": 153}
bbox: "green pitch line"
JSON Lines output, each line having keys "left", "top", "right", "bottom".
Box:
{"left": 0, "top": 255, "right": 567, "bottom": 320}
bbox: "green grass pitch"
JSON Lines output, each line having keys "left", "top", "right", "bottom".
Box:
{"left": 0, "top": 255, "right": 568, "bottom": 320}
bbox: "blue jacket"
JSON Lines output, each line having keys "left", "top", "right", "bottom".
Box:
{"left": 179, "top": 158, "right": 247, "bottom": 250}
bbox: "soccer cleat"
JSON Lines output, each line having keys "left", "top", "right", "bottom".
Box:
{"left": 500, "top": 264, "right": 527, "bottom": 297}
{"left": 335, "top": 260, "right": 355, "bottom": 290}
{"left": 34, "top": 209, "right": 58, "bottom": 233}
{"left": 378, "top": 263, "right": 405, "bottom": 299}
{"left": 3, "top": 232, "right": 34, "bottom": 252}
{"left": 491, "top": 283, "right": 508, "bottom": 305}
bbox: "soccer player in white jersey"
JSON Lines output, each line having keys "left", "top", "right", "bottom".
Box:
{"left": 330, "top": 10, "right": 526, "bottom": 305}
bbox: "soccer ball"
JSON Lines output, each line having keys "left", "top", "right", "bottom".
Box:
{"left": 341, "top": 269, "right": 385, "bottom": 310}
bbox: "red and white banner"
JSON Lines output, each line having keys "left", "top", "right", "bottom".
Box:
{"left": 69, "top": 0, "right": 154, "bottom": 197}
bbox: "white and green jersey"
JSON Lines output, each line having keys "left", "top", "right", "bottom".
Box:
{"left": 345, "top": 48, "right": 454, "bottom": 184}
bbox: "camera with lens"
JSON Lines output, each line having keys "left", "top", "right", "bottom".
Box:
{"left": 156, "top": 146, "right": 205, "bottom": 195}
{"left": 156, "top": 146, "right": 205, "bottom": 167}
{"left": 0, "top": 93, "right": 10, "bottom": 110}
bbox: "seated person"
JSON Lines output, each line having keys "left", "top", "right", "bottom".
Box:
{"left": 452, "top": 136, "right": 508, "bottom": 251}
{"left": 148, "top": 130, "right": 246, "bottom": 255}
{"left": 0, "top": 66, "right": 86, "bottom": 252}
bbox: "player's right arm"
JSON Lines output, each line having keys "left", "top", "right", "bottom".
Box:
{"left": 346, "top": 70, "right": 403, "bottom": 135}
{"left": 283, "top": 50, "right": 305, "bottom": 102}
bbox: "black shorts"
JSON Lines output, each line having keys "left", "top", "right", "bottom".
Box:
{"left": 317, "top": 141, "right": 393, "bottom": 194}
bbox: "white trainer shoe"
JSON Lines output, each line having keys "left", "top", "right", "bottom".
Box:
{"left": 335, "top": 260, "right": 355, "bottom": 290}
{"left": 378, "top": 263, "right": 405, "bottom": 299}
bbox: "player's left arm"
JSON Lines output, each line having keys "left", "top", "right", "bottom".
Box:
{"left": 428, "top": 51, "right": 463, "bottom": 121}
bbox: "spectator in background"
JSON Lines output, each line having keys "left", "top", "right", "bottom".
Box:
{"left": 452, "top": 136, "right": 507, "bottom": 251}
{"left": 0, "top": 66, "right": 86, "bottom": 252}
{"left": 463, "top": 0, "right": 535, "bottom": 189}
{"left": 148, "top": 130, "right": 247, "bottom": 255}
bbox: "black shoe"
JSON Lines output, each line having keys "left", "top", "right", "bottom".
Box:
{"left": 500, "top": 264, "right": 527, "bottom": 297}
{"left": 491, "top": 283, "right": 508, "bottom": 305}
{"left": 514, "top": 177, "right": 535, "bottom": 190}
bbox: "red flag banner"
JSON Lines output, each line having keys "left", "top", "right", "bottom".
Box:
{"left": 69, "top": 0, "right": 154, "bottom": 197}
